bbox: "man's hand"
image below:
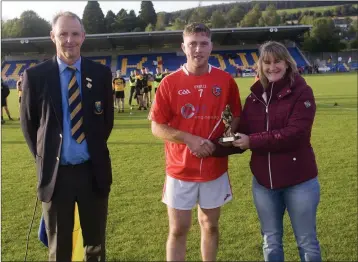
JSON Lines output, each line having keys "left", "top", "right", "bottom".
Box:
{"left": 184, "top": 135, "right": 215, "bottom": 158}
{"left": 232, "top": 133, "right": 250, "bottom": 150}
{"left": 151, "top": 122, "right": 215, "bottom": 157}
{"left": 196, "top": 139, "right": 216, "bottom": 158}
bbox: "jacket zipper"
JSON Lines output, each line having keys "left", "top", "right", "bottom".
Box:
{"left": 266, "top": 83, "right": 274, "bottom": 189}
{"left": 251, "top": 82, "right": 274, "bottom": 189}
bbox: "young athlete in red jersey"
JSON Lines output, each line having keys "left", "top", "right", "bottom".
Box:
{"left": 149, "top": 23, "right": 242, "bottom": 261}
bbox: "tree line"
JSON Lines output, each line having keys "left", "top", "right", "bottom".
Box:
{"left": 1, "top": 1, "right": 357, "bottom": 52}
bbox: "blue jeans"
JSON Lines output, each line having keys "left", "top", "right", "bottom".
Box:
{"left": 252, "top": 176, "right": 321, "bottom": 262}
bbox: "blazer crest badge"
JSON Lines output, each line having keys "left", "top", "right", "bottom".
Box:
{"left": 94, "top": 101, "right": 103, "bottom": 114}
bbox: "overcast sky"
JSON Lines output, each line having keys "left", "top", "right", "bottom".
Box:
{"left": 1, "top": 1, "right": 238, "bottom": 22}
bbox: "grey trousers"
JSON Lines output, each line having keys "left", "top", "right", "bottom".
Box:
{"left": 42, "top": 162, "right": 108, "bottom": 262}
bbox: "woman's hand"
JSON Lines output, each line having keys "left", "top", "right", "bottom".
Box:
{"left": 232, "top": 133, "right": 250, "bottom": 150}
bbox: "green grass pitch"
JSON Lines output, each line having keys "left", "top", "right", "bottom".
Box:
{"left": 1, "top": 73, "right": 357, "bottom": 261}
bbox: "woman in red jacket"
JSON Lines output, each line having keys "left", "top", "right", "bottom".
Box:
{"left": 233, "top": 41, "right": 321, "bottom": 261}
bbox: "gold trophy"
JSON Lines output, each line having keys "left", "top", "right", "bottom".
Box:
{"left": 219, "top": 105, "right": 240, "bottom": 144}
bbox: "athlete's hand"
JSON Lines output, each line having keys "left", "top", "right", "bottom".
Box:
{"left": 184, "top": 135, "right": 215, "bottom": 158}
{"left": 196, "top": 139, "right": 216, "bottom": 158}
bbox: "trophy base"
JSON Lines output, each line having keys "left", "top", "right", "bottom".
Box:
{"left": 219, "top": 134, "right": 241, "bottom": 144}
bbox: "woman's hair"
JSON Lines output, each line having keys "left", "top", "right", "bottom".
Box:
{"left": 257, "top": 41, "right": 298, "bottom": 88}
{"left": 252, "top": 63, "right": 258, "bottom": 71}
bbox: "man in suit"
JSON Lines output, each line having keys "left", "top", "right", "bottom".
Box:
{"left": 20, "top": 11, "right": 113, "bottom": 261}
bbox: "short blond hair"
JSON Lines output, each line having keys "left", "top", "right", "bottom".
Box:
{"left": 183, "top": 23, "right": 211, "bottom": 39}
{"left": 257, "top": 41, "right": 298, "bottom": 88}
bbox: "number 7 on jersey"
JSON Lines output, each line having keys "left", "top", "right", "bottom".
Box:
{"left": 198, "top": 89, "right": 203, "bottom": 97}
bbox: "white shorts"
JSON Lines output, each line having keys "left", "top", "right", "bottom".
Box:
{"left": 162, "top": 172, "right": 233, "bottom": 210}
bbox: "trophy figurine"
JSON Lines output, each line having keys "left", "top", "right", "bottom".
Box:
{"left": 219, "top": 105, "right": 240, "bottom": 144}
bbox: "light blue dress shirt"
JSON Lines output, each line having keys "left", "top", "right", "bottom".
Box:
{"left": 57, "top": 57, "right": 90, "bottom": 165}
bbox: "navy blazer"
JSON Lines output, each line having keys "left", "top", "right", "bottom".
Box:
{"left": 20, "top": 56, "right": 114, "bottom": 202}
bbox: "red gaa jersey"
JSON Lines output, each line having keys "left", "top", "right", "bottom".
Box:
{"left": 149, "top": 64, "right": 242, "bottom": 182}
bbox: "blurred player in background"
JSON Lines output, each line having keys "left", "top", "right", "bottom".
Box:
{"left": 112, "top": 70, "right": 126, "bottom": 113}
{"left": 129, "top": 70, "right": 137, "bottom": 110}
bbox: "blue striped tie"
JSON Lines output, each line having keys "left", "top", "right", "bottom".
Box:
{"left": 67, "top": 66, "right": 85, "bottom": 143}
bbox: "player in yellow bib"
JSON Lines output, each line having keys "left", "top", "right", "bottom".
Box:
{"left": 112, "top": 70, "right": 126, "bottom": 113}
